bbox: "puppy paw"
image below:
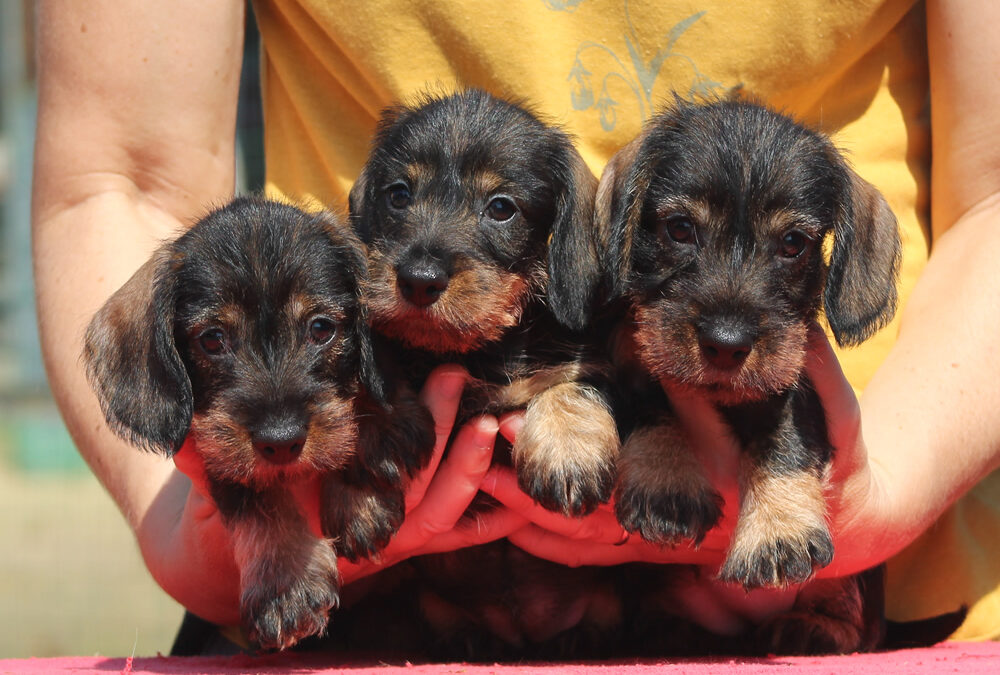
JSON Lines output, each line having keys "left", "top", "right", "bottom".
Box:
{"left": 322, "top": 479, "right": 405, "bottom": 562}
{"left": 514, "top": 381, "right": 620, "bottom": 517}
{"left": 517, "top": 456, "right": 615, "bottom": 517}
{"left": 756, "top": 610, "right": 862, "bottom": 655}
{"left": 614, "top": 478, "right": 723, "bottom": 545}
{"left": 718, "top": 526, "right": 834, "bottom": 588}
{"left": 242, "top": 544, "right": 340, "bottom": 651}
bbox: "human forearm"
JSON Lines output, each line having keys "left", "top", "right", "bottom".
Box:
{"left": 33, "top": 192, "right": 188, "bottom": 524}
{"left": 838, "top": 0, "right": 1000, "bottom": 569}
{"left": 850, "top": 197, "right": 1000, "bottom": 561}
{"left": 32, "top": 0, "right": 244, "bottom": 521}
{"left": 819, "top": 0, "right": 1000, "bottom": 576}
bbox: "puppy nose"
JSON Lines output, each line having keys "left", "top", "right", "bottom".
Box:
{"left": 397, "top": 260, "right": 450, "bottom": 307}
{"left": 252, "top": 424, "right": 307, "bottom": 465}
{"left": 698, "top": 320, "right": 755, "bottom": 370}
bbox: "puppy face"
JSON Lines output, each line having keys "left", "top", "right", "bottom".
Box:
{"left": 597, "top": 100, "right": 900, "bottom": 402}
{"left": 85, "top": 197, "right": 382, "bottom": 485}
{"left": 350, "top": 89, "right": 599, "bottom": 353}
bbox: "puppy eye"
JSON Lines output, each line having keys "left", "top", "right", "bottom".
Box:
{"left": 308, "top": 317, "right": 337, "bottom": 345}
{"left": 659, "top": 216, "right": 697, "bottom": 245}
{"left": 779, "top": 230, "right": 811, "bottom": 258}
{"left": 484, "top": 197, "right": 518, "bottom": 223}
{"left": 386, "top": 183, "right": 412, "bottom": 210}
{"left": 198, "top": 328, "right": 227, "bottom": 356}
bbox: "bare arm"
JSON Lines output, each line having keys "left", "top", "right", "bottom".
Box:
{"left": 833, "top": 0, "right": 1000, "bottom": 571}
{"left": 33, "top": 0, "right": 247, "bottom": 621}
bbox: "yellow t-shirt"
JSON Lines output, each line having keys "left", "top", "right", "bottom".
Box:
{"left": 252, "top": 0, "right": 1000, "bottom": 640}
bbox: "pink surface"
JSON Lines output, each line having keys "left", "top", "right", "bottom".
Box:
{"left": 3, "top": 643, "right": 1000, "bottom": 675}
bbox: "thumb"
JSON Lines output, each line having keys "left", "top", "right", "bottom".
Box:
{"left": 805, "top": 323, "right": 866, "bottom": 484}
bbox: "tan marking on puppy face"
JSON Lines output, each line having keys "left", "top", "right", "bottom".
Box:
{"left": 472, "top": 169, "right": 507, "bottom": 198}
{"left": 366, "top": 246, "right": 538, "bottom": 353}
{"left": 190, "top": 408, "right": 255, "bottom": 483}
{"left": 649, "top": 195, "right": 712, "bottom": 229}
{"left": 301, "top": 393, "right": 360, "bottom": 471}
{"left": 632, "top": 305, "right": 809, "bottom": 405}
{"left": 191, "top": 391, "right": 359, "bottom": 486}
{"left": 405, "top": 162, "right": 430, "bottom": 187}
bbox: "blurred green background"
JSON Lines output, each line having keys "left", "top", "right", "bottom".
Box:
{"left": 0, "top": 3, "right": 263, "bottom": 658}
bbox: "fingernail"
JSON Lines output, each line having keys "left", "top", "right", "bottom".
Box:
{"left": 475, "top": 414, "right": 500, "bottom": 435}
{"left": 436, "top": 370, "right": 468, "bottom": 398}
{"left": 480, "top": 469, "right": 498, "bottom": 493}
{"left": 498, "top": 412, "right": 524, "bottom": 442}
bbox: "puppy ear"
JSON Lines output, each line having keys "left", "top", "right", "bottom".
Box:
{"left": 355, "top": 285, "right": 390, "bottom": 408}
{"left": 349, "top": 104, "right": 408, "bottom": 244}
{"left": 824, "top": 166, "right": 902, "bottom": 347}
{"left": 83, "top": 249, "right": 193, "bottom": 455}
{"left": 348, "top": 164, "right": 375, "bottom": 244}
{"left": 546, "top": 141, "right": 601, "bottom": 331}
{"left": 326, "top": 219, "right": 389, "bottom": 406}
{"left": 594, "top": 132, "right": 650, "bottom": 301}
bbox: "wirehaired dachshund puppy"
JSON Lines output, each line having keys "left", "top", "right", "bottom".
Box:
{"left": 594, "top": 99, "right": 902, "bottom": 652}
{"left": 350, "top": 89, "right": 617, "bottom": 517}
{"left": 346, "top": 89, "right": 624, "bottom": 658}
{"left": 83, "top": 196, "right": 434, "bottom": 651}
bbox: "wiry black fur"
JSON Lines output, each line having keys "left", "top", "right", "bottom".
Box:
{"left": 594, "top": 98, "right": 904, "bottom": 653}
{"left": 351, "top": 89, "right": 602, "bottom": 332}
{"left": 348, "top": 89, "right": 621, "bottom": 658}
{"left": 350, "top": 89, "right": 616, "bottom": 514}
{"left": 84, "top": 196, "right": 434, "bottom": 650}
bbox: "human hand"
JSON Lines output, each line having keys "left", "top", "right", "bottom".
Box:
{"left": 156, "top": 364, "right": 523, "bottom": 627}
{"left": 480, "top": 409, "right": 736, "bottom": 570}
{"left": 336, "top": 365, "right": 528, "bottom": 584}
{"left": 482, "top": 323, "right": 886, "bottom": 579}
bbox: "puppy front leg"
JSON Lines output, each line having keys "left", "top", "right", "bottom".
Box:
{"left": 514, "top": 381, "right": 620, "bottom": 516}
{"left": 321, "top": 393, "right": 435, "bottom": 560}
{"left": 718, "top": 393, "right": 834, "bottom": 588}
{"left": 755, "top": 574, "right": 871, "bottom": 654}
{"left": 613, "top": 420, "right": 723, "bottom": 545}
{"left": 321, "top": 468, "right": 406, "bottom": 562}
{"left": 215, "top": 483, "right": 339, "bottom": 651}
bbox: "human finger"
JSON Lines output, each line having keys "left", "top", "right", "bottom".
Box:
{"left": 497, "top": 409, "right": 524, "bottom": 444}
{"left": 480, "top": 465, "right": 627, "bottom": 544}
{"left": 405, "top": 414, "right": 498, "bottom": 544}
{"left": 506, "top": 523, "right": 723, "bottom": 568}
{"left": 413, "top": 507, "right": 529, "bottom": 556}
{"left": 406, "top": 364, "right": 469, "bottom": 510}
{"left": 339, "top": 506, "right": 526, "bottom": 585}
{"left": 804, "top": 323, "right": 866, "bottom": 483}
